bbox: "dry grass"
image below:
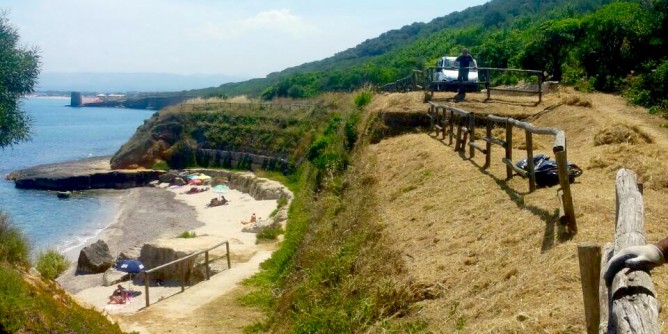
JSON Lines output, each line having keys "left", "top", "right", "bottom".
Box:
{"left": 594, "top": 123, "right": 654, "bottom": 146}
{"left": 562, "top": 95, "right": 592, "bottom": 108}
{"left": 365, "top": 88, "right": 668, "bottom": 332}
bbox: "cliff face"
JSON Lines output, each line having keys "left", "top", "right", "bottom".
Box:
{"left": 110, "top": 104, "right": 332, "bottom": 172}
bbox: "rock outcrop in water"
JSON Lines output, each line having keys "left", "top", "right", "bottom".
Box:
{"left": 7, "top": 157, "right": 164, "bottom": 191}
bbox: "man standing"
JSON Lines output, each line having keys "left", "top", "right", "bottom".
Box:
{"left": 455, "top": 48, "right": 477, "bottom": 98}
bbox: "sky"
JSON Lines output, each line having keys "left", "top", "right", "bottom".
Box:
{"left": 4, "top": 0, "right": 490, "bottom": 79}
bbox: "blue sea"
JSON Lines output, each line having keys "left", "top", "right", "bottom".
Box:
{"left": 0, "top": 97, "right": 154, "bottom": 257}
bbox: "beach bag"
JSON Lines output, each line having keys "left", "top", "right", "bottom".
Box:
{"left": 515, "top": 154, "right": 583, "bottom": 187}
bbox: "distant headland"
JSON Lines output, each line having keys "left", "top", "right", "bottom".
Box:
{"left": 69, "top": 91, "right": 189, "bottom": 110}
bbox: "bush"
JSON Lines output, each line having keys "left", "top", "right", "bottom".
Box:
{"left": 177, "top": 231, "right": 197, "bottom": 238}
{"left": 354, "top": 90, "right": 373, "bottom": 109}
{"left": 0, "top": 212, "right": 30, "bottom": 266}
{"left": 257, "top": 225, "right": 283, "bottom": 241}
{"left": 152, "top": 160, "right": 169, "bottom": 171}
{"left": 35, "top": 249, "right": 69, "bottom": 280}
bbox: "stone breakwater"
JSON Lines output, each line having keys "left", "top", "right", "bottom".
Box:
{"left": 6, "top": 157, "right": 164, "bottom": 191}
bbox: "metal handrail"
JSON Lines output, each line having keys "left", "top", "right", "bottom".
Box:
{"left": 143, "top": 240, "right": 231, "bottom": 307}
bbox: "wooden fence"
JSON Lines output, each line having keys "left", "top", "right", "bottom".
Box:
{"left": 427, "top": 102, "right": 576, "bottom": 232}
{"left": 380, "top": 70, "right": 423, "bottom": 92}
{"left": 381, "top": 66, "right": 545, "bottom": 103}
{"left": 142, "top": 241, "right": 231, "bottom": 307}
{"left": 577, "top": 169, "right": 659, "bottom": 334}
{"left": 180, "top": 102, "right": 314, "bottom": 112}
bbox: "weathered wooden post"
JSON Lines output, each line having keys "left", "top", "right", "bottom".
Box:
{"left": 448, "top": 109, "right": 454, "bottom": 146}
{"left": 205, "top": 250, "right": 210, "bottom": 280}
{"left": 599, "top": 244, "right": 613, "bottom": 333}
{"left": 485, "top": 69, "right": 491, "bottom": 101}
{"left": 144, "top": 272, "right": 150, "bottom": 307}
{"left": 605, "top": 169, "right": 659, "bottom": 333}
{"left": 525, "top": 129, "right": 536, "bottom": 192}
{"left": 554, "top": 131, "right": 576, "bottom": 233}
{"left": 441, "top": 107, "right": 447, "bottom": 140}
{"left": 578, "top": 243, "right": 602, "bottom": 334}
{"left": 505, "top": 120, "right": 513, "bottom": 180}
{"left": 226, "top": 241, "right": 231, "bottom": 269}
{"left": 468, "top": 114, "right": 475, "bottom": 158}
{"left": 484, "top": 120, "right": 492, "bottom": 169}
{"left": 538, "top": 71, "right": 544, "bottom": 104}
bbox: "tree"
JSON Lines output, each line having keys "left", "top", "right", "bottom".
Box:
{"left": 0, "top": 12, "right": 40, "bottom": 149}
{"left": 520, "top": 18, "right": 582, "bottom": 81}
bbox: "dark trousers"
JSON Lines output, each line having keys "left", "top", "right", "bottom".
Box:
{"left": 457, "top": 69, "right": 469, "bottom": 94}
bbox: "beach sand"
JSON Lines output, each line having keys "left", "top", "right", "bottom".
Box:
{"left": 58, "top": 183, "right": 278, "bottom": 317}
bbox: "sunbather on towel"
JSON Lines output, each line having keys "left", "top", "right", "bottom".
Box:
{"left": 108, "top": 285, "right": 130, "bottom": 304}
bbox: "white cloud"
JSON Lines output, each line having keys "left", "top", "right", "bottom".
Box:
{"left": 203, "top": 9, "right": 319, "bottom": 41}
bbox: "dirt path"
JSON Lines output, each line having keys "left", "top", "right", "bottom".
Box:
{"left": 368, "top": 89, "right": 668, "bottom": 333}
{"left": 115, "top": 249, "right": 272, "bottom": 333}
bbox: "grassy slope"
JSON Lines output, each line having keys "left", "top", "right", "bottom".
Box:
{"left": 0, "top": 264, "right": 125, "bottom": 333}
{"left": 365, "top": 90, "right": 668, "bottom": 332}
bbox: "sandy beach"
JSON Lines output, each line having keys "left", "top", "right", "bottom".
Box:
{"left": 57, "top": 177, "right": 282, "bottom": 319}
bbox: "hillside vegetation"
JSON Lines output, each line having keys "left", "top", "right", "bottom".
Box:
{"left": 0, "top": 214, "right": 124, "bottom": 333}
{"left": 196, "top": 0, "right": 668, "bottom": 117}
{"left": 227, "top": 87, "right": 668, "bottom": 333}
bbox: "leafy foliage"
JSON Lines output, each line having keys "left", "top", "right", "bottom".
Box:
{"left": 0, "top": 12, "right": 40, "bottom": 149}
{"left": 0, "top": 212, "right": 30, "bottom": 266}
{"left": 35, "top": 249, "right": 69, "bottom": 280}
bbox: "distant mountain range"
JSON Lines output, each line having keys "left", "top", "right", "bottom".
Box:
{"left": 37, "top": 72, "right": 247, "bottom": 93}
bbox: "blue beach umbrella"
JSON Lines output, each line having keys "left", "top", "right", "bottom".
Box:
{"left": 115, "top": 260, "right": 145, "bottom": 291}
{"left": 116, "top": 260, "right": 145, "bottom": 274}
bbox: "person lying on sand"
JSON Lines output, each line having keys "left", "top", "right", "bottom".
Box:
{"left": 108, "top": 285, "right": 130, "bottom": 304}
{"left": 242, "top": 213, "right": 258, "bottom": 225}
{"left": 184, "top": 186, "right": 210, "bottom": 195}
{"left": 207, "top": 196, "right": 229, "bottom": 208}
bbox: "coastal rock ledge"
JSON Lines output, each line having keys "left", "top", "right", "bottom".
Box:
{"left": 6, "top": 157, "right": 164, "bottom": 191}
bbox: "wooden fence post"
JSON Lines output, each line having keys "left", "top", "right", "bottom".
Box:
{"left": 525, "top": 129, "right": 536, "bottom": 192}
{"left": 505, "top": 120, "right": 513, "bottom": 180}
{"left": 205, "top": 250, "right": 210, "bottom": 280}
{"left": 578, "top": 243, "right": 602, "bottom": 334}
{"left": 144, "top": 272, "right": 150, "bottom": 307}
{"left": 226, "top": 241, "right": 231, "bottom": 269}
{"left": 441, "top": 108, "right": 447, "bottom": 140}
{"left": 599, "top": 244, "right": 613, "bottom": 333}
{"left": 448, "top": 109, "right": 454, "bottom": 146}
{"left": 468, "top": 114, "right": 475, "bottom": 158}
{"left": 484, "top": 121, "right": 492, "bottom": 169}
{"left": 606, "top": 169, "right": 659, "bottom": 333}
{"left": 555, "top": 145, "right": 576, "bottom": 233}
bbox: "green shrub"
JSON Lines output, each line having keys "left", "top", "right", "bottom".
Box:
{"left": 35, "top": 249, "right": 69, "bottom": 280}
{"left": 354, "top": 90, "right": 373, "bottom": 109}
{"left": 152, "top": 160, "right": 169, "bottom": 171}
{"left": 177, "top": 231, "right": 197, "bottom": 238}
{"left": 277, "top": 196, "right": 289, "bottom": 208}
{"left": 0, "top": 212, "right": 30, "bottom": 266}
{"left": 256, "top": 225, "right": 283, "bottom": 241}
{"left": 344, "top": 112, "right": 361, "bottom": 151}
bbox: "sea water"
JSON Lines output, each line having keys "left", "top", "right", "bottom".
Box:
{"left": 0, "top": 97, "right": 154, "bottom": 256}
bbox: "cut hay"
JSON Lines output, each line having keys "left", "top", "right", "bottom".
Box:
{"left": 561, "top": 95, "right": 592, "bottom": 108}
{"left": 364, "top": 87, "right": 668, "bottom": 332}
{"left": 594, "top": 124, "right": 654, "bottom": 146}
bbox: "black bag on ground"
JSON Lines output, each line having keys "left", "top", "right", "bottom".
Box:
{"left": 515, "top": 154, "right": 583, "bottom": 187}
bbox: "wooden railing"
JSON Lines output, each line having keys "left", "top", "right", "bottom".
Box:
{"left": 380, "top": 70, "right": 423, "bottom": 92}
{"left": 142, "top": 240, "right": 231, "bottom": 307}
{"left": 419, "top": 66, "right": 545, "bottom": 103}
{"left": 427, "top": 102, "right": 576, "bottom": 232}
{"left": 180, "top": 102, "right": 314, "bottom": 112}
{"left": 577, "top": 169, "right": 659, "bottom": 334}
